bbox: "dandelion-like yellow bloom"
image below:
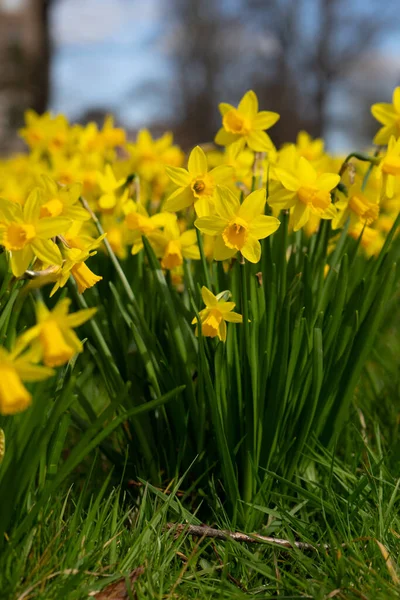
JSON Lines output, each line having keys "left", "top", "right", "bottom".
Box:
{"left": 192, "top": 286, "right": 242, "bottom": 342}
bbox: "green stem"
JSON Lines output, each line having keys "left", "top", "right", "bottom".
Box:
{"left": 239, "top": 256, "right": 253, "bottom": 505}
{"left": 195, "top": 228, "right": 212, "bottom": 291}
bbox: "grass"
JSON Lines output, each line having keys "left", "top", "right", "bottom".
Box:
{"left": 1, "top": 343, "right": 400, "bottom": 600}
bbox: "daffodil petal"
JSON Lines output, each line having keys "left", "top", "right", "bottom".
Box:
{"left": 188, "top": 146, "right": 207, "bottom": 175}
{"left": 165, "top": 166, "right": 191, "bottom": 187}
{"left": 223, "top": 311, "right": 243, "bottom": 323}
{"left": 246, "top": 130, "right": 273, "bottom": 152}
{"left": 214, "top": 186, "right": 239, "bottom": 220}
{"left": 195, "top": 216, "right": 227, "bottom": 236}
{"left": 241, "top": 236, "right": 261, "bottom": 263}
{"left": 249, "top": 215, "right": 280, "bottom": 239}
{"left": 268, "top": 189, "right": 297, "bottom": 208}
{"left": 213, "top": 235, "right": 237, "bottom": 261}
{"left": 274, "top": 168, "right": 300, "bottom": 192}
{"left": 292, "top": 202, "right": 310, "bottom": 232}
{"left": 201, "top": 286, "right": 218, "bottom": 307}
{"left": 238, "top": 90, "right": 258, "bottom": 116}
{"left": 208, "top": 165, "right": 234, "bottom": 184}
{"left": 297, "top": 157, "right": 317, "bottom": 185}
{"left": 163, "top": 187, "right": 193, "bottom": 212}
{"left": 252, "top": 111, "right": 280, "bottom": 130}
{"left": 316, "top": 173, "right": 341, "bottom": 191}
{"left": 214, "top": 128, "right": 239, "bottom": 147}
{"left": 36, "top": 217, "right": 71, "bottom": 238}
{"left": 238, "top": 189, "right": 266, "bottom": 221}
{"left": 371, "top": 103, "right": 396, "bottom": 125}
{"left": 31, "top": 239, "right": 62, "bottom": 266}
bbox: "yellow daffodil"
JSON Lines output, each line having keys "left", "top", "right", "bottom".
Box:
{"left": 268, "top": 156, "right": 340, "bottom": 231}
{"left": 195, "top": 187, "right": 280, "bottom": 263}
{"left": 97, "top": 165, "right": 127, "bottom": 212}
{"left": 0, "top": 345, "right": 54, "bottom": 415}
{"left": 16, "top": 298, "right": 96, "bottom": 368}
{"left": 371, "top": 86, "right": 400, "bottom": 145}
{"left": 39, "top": 175, "right": 89, "bottom": 221}
{"left": 18, "top": 110, "right": 70, "bottom": 154}
{"left": 50, "top": 235, "right": 105, "bottom": 296}
{"left": 124, "top": 201, "right": 176, "bottom": 255}
{"left": 215, "top": 90, "right": 279, "bottom": 153}
{"left": 148, "top": 217, "right": 200, "bottom": 269}
{"left": 0, "top": 191, "right": 71, "bottom": 276}
{"left": 192, "top": 286, "right": 242, "bottom": 342}
{"left": 128, "top": 129, "right": 184, "bottom": 182}
{"left": 164, "top": 145, "right": 233, "bottom": 216}
{"left": 378, "top": 136, "right": 400, "bottom": 198}
{"left": 295, "top": 131, "right": 325, "bottom": 162}
{"left": 333, "top": 183, "right": 379, "bottom": 230}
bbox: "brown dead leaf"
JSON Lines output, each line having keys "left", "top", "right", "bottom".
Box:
{"left": 91, "top": 566, "right": 144, "bottom": 599}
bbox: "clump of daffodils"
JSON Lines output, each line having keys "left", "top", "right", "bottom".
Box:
{"left": 0, "top": 85, "right": 399, "bottom": 411}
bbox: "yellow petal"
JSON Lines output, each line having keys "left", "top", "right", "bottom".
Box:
{"left": 249, "top": 215, "right": 280, "bottom": 239}
{"left": 195, "top": 216, "right": 227, "bottom": 236}
{"left": 238, "top": 90, "right": 258, "bottom": 116}
{"left": 218, "top": 102, "right": 234, "bottom": 116}
{"left": 208, "top": 165, "right": 234, "bottom": 184}
{"left": 65, "top": 307, "right": 97, "bottom": 328}
{"left": 31, "top": 239, "right": 62, "bottom": 266}
{"left": 317, "top": 173, "right": 341, "bottom": 191}
{"left": 223, "top": 311, "right": 243, "bottom": 323}
{"left": 238, "top": 189, "right": 266, "bottom": 221}
{"left": 10, "top": 246, "right": 34, "bottom": 277}
{"left": 252, "top": 111, "right": 280, "bottom": 130}
{"left": 213, "top": 235, "right": 237, "bottom": 261}
{"left": 218, "top": 319, "right": 227, "bottom": 342}
{"left": 165, "top": 166, "right": 190, "bottom": 187}
{"left": 214, "top": 128, "right": 239, "bottom": 147}
{"left": 297, "top": 157, "right": 317, "bottom": 185}
{"left": 201, "top": 286, "right": 218, "bottom": 307}
{"left": 163, "top": 187, "right": 193, "bottom": 212}
{"left": 35, "top": 217, "right": 71, "bottom": 238}
{"left": 23, "top": 188, "right": 41, "bottom": 223}
{"left": 188, "top": 146, "right": 207, "bottom": 175}
{"left": 241, "top": 236, "right": 261, "bottom": 263}
{"left": 371, "top": 103, "right": 396, "bottom": 125}
{"left": 274, "top": 167, "right": 300, "bottom": 192}
{"left": 393, "top": 87, "right": 400, "bottom": 113}
{"left": 292, "top": 202, "right": 310, "bottom": 231}
{"left": 268, "top": 189, "right": 297, "bottom": 208}
{"left": 246, "top": 130, "right": 273, "bottom": 152}
{"left": 214, "top": 186, "right": 239, "bottom": 220}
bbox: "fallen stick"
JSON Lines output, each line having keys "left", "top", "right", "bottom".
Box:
{"left": 166, "top": 523, "right": 328, "bottom": 551}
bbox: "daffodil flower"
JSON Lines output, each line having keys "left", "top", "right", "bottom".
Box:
{"left": 215, "top": 90, "right": 279, "bottom": 153}
{"left": 195, "top": 187, "right": 280, "bottom": 263}
{"left": 192, "top": 286, "right": 242, "bottom": 342}
{"left": 50, "top": 234, "right": 105, "bottom": 296}
{"left": 268, "top": 156, "right": 340, "bottom": 231}
{"left": 97, "top": 165, "right": 127, "bottom": 212}
{"left": 39, "top": 175, "right": 89, "bottom": 221}
{"left": 0, "top": 344, "right": 54, "bottom": 415}
{"left": 148, "top": 217, "right": 200, "bottom": 269}
{"left": 164, "top": 145, "right": 233, "bottom": 216}
{"left": 371, "top": 86, "right": 400, "bottom": 145}
{"left": 0, "top": 191, "right": 71, "bottom": 276}
{"left": 333, "top": 183, "right": 379, "bottom": 230}
{"left": 378, "top": 136, "right": 400, "bottom": 198}
{"left": 15, "top": 298, "right": 97, "bottom": 368}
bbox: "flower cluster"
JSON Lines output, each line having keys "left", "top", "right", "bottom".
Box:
{"left": 0, "top": 86, "right": 399, "bottom": 404}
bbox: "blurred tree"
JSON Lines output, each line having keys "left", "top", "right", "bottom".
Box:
{"left": 167, "top": 0, "right": 398, "bottom": 148}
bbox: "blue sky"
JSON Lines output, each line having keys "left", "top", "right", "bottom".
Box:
{"left": 47, "top": 0, "right": 400, "bottom": 151}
